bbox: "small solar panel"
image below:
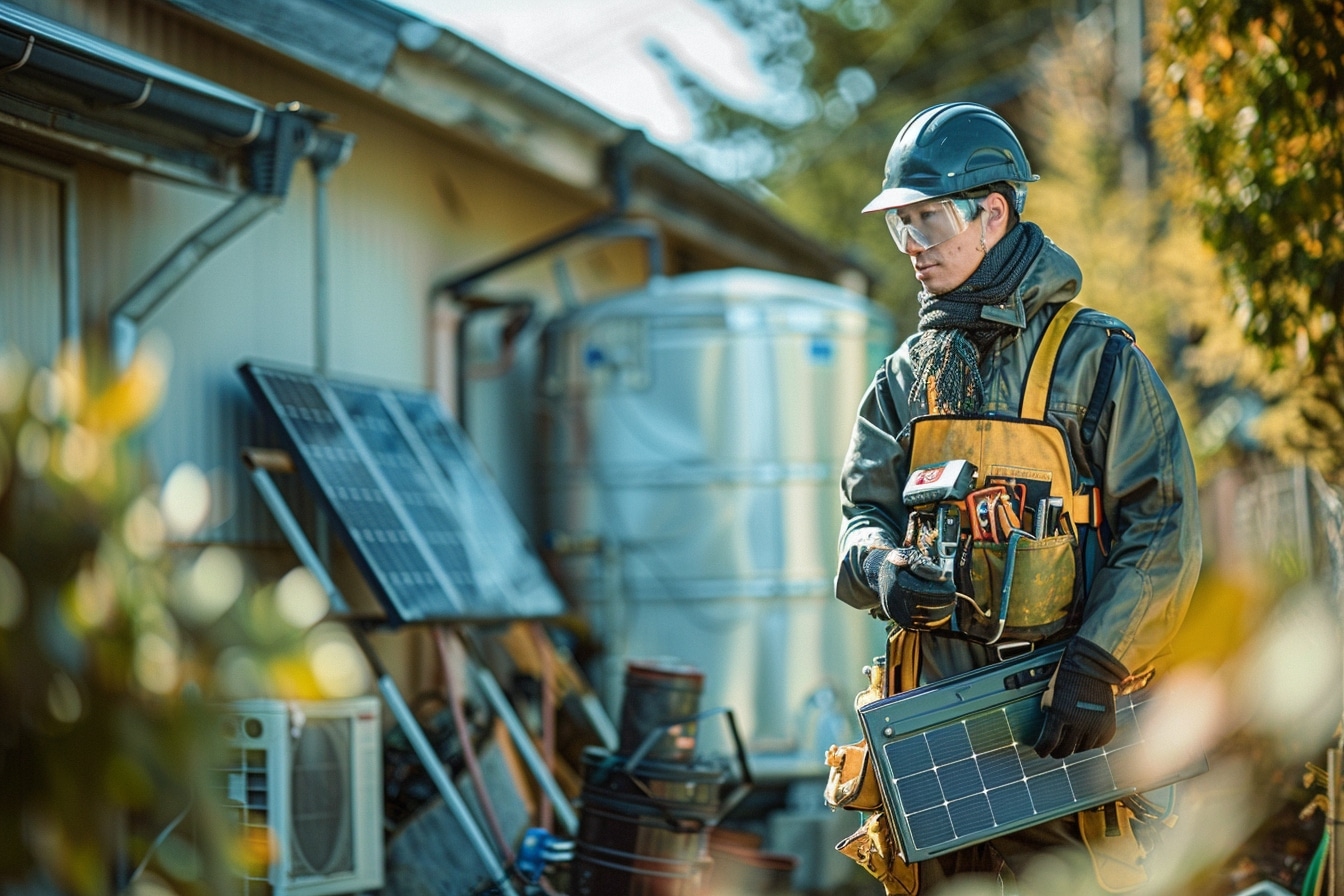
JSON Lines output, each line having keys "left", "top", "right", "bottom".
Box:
{"left": 858, "top": 644, "right": 1207, "bottom": 862}
{"left": 239, "top": 362, "right": 566, "bottom": 624}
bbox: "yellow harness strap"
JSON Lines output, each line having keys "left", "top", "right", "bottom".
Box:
{"left": 1020, "top": 301, "right": 1095, "bottom": 526}
{"left": 1020, "top": 301, "right": 1085, "bottom": 419}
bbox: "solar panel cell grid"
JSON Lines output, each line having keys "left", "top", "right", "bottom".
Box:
{"left": 239, "top": 363, "right": 566, "bottom": 623}
{"left": 860, "top": 645, "right": 1208, "bottom": 861}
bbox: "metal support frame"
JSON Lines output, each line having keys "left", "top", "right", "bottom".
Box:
{"left": 244, "top": 448, "right": 530, "bottom": 895}
{"left": 471, "top": 663, "right": 578, "bottom": 836}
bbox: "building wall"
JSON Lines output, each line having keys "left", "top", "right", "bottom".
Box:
{"left": 0, "top": 153, "right": 65, "bottom": 362}
{"left": 1, "top": 0, "right": 669, "bottom": 692}
{"left": 5, "top": 0, "right": 651, "bottom": 537}
{"left": 3, "top": 0, "right": 861, "bottom": 710}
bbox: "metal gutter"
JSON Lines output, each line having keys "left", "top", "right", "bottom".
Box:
{"left": 0, "top": 1, "right": 265, "bottom": 138}
{"left": 0, "top": 4, "right": 361, "bottom": 361}
{"left": 0, "top": 1, "right": 354, "bottom": 194}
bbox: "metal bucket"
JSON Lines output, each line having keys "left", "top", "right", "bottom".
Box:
{"left": 618, "top": 660, "right": 705, "bottom": 763}
{"left": 572, "top": 663, "right": 751, "bottom": 896}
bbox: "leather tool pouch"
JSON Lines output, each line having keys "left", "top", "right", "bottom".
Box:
{"left": 836, "top": 810, "right": 920, "bottom": 895}
{"left": 822, "top": 646, "right": 888, "bottom": 812}
{"left": 1078, "top": 801, "right": 1149, "bottom": 893}
{"left": 823, "top": 739, "right": 882, "bottom": 811}
{"left": 827, "top": 629, "right": 922, "bottom": 894}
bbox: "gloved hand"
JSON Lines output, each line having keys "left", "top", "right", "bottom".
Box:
{"left": 1033, "top": 637, "right": 1128, "bottom": 759}
{"left": 862, "top": 548, "right": 956, "bottom": 630}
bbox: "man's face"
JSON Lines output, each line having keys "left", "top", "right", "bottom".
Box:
{"left": 893, "top": 200, "right": 985, "bottom": 295}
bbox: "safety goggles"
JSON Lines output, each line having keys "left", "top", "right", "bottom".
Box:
{"left": 885, "top": 195, "right": 985, "bottom": 254}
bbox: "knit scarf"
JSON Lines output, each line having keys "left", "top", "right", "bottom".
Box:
{"left": 908, "top": 221, "right": 1046, "bottom": 414}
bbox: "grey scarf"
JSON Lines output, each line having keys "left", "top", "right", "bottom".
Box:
{"left": 908, "top": 222, "right": 1046, "bottom": 414}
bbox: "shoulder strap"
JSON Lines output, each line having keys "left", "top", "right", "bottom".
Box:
{"left": 1081, "top": 329, "right": 1135, "bottom": 444}
{"left": 1020, "top": 301, "right": 1085, "bottom": 419}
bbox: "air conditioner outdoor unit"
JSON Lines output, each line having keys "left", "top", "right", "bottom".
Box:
{"left": 218, "top": 697, "right": 385, "bottom": 896}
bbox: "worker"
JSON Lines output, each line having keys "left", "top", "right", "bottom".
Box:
{"left": 832, "top": 102, "right": 1202, "bottom": 893}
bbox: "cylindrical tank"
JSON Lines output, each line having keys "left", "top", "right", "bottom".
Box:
{"left": 539, "top": 268, "right": 895, "bottom": 770}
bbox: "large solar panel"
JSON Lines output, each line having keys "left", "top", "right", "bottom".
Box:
{"left": 239, "top": 362, "right": 566, "bottom": 624}
{"left": 858, "top": 644, "right": 1207, "bottom": 862}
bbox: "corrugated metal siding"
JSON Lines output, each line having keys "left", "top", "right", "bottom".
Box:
{"left": 0, "top": 160, "right": 62, "bottom": 364}
{"left": 9, "top": 0, "right": 653, "bottom": 547}
{"left": 117, "top": 93, "right": 594, "bottom": 544}
{"left": 141, "top": 187, "right": 316, "bottom": 542}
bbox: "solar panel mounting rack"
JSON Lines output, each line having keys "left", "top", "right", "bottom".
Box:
{"left": 858, "top": 644, "right": 1207, "bottom": 862}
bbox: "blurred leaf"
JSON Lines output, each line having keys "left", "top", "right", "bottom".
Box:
{"left": 0, "top": 345, "right": 313, "bottom": 896}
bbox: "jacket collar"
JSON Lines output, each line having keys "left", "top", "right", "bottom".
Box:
{"left": 977, "top": 235, "right": 1083, "bottom": 329}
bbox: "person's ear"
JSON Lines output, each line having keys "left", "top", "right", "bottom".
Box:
{"left": 983, "top": 192, "right": 1011, "bottom": 237}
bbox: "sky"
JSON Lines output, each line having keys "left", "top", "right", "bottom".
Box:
{"left": 389, "top": 0, "right": 768, "bottom": 147}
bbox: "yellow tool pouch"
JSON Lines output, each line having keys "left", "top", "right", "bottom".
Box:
{"left": 828, "top": 630, "right": 923, "bottom": 894}
{"left": 964, "top": 533, "right": 1077, "bottom": 639}
{"left": 906, "top": 302, "right": 1097, "bottom": 643}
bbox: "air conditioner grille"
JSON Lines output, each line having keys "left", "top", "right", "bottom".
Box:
{"left": 289, "top": 717, "right": 355, "bottom": 878}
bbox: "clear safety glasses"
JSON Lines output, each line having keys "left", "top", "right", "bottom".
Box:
{"left": 885, "top": 195, "right": 985, "bottom": 254}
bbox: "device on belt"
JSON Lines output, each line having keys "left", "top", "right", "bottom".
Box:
{"left": 902, "top": 460, "right": 977, "bottom": 584}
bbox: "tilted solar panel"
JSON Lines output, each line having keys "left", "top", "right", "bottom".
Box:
{"left": 239, "top": 362, "right": 566, "bottom": 624}
{"left": 858, "top": 644, "right": 1207, "bottom": 862}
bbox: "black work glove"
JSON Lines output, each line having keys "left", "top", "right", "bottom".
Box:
{"left": 862, "top": 548, "right": 956, "bottom": 630}
{"left": 1033, "top": 637, "right": 1128, "bottom": 759}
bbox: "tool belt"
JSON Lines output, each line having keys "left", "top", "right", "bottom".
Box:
{"left": 823, "top": 628, "right": 919, "bottom": 812}
{"left": 825, "top": 629, "right": 922, "bottom": 895}
{"left": 904, "top": 302, "right": 1113, "bottom": 644}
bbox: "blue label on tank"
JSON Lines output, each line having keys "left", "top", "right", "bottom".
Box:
{"left": 809, "top": 338, "right": 834, "bottom": 363}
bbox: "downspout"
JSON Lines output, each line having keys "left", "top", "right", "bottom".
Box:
{"left": 429, "top": 132, "right": 665, "bottom": 426}
{"left": 314, "top": 164, "right": 331, "bottom": 374}
{"left": 435, "top": 132, "right": 640, "bottom": 298}
{"left": 111, "top": 106, "right": 353, "bottom": 368}
{"left": 307, "top": 112, "right": 355, "bottom": 375}
{"left": 305, "top": 114, "right": 354, "bottom": 568}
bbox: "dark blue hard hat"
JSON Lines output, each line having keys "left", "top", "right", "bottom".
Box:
{"left": 862, "top": 102, "right": 1038, "bottom": 214}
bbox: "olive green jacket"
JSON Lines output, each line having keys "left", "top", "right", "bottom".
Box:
{"left": 835, "top": 236, "right": 1201, "bottom": 678}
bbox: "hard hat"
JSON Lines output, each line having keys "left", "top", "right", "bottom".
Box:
{"left": 861, "top": 102, "right": 1038, "bottom": 214}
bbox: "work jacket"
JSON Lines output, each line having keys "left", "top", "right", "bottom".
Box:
{"left": 835, "top": 235, "right": 1201, "bottom": 682}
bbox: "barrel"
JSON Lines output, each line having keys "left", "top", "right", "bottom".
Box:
{"left": 571, "top": 746, "right": 730, "bottom": 896}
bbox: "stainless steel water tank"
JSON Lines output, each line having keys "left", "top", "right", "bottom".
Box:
{"left": 540, "top": 268, "right": 895, "bottom": 772}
